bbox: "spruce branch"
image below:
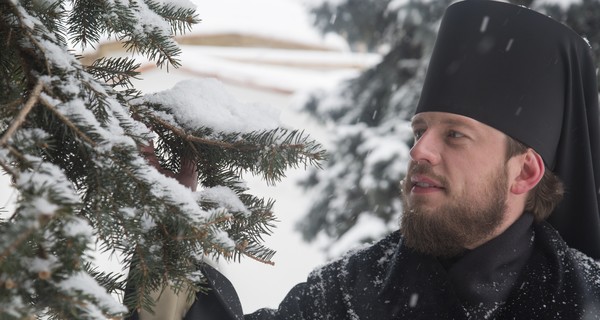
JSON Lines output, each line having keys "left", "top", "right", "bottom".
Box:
{"left": 0, "top": 145, "right": 26, "bottom": 186}
{"left": 236, "top": 243, "right": 276, "bottom": 266}
{"left": 0, "top": 226, "right": 35, "bottom": 264}
{"left": 1, "top": 0, "right": 329, "bottom": 316}
{"left": 138, "top": 111, "right": 325, "bottom": 167}
{"left": 0, "top": 98, "right": 23, "bottom": 112}
{"left": 145, "top": 0, "right": 200, "bottom": 35}
{"left": 87, "top": 57, "right": 141, "bottom": 89}
{"left": 123, "top": 29, "right": 182, "bottom": 69}
{"left": 5, "top": 0, "right": 54, "bottom": 77}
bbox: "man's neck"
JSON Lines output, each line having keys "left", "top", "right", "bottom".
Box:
{"left": 440, "top": 213, "right": 535, "bottom": 308}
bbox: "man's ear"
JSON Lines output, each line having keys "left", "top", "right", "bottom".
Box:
{"left": 510, "top": 149, "right": 544, "bottom": 195}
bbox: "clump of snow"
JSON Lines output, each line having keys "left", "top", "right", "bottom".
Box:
{"left": 119, "top": 207, "right": 136, "bottom": 218}
{"left": 133, "top": 0, "right": 174, "bottom": 36}
{"left": 63, "top": 216, "right": 94, "bottom": 238}
{"left": 10, "top": 128, "right": 49, "bottom": 144}
{"left": 199, "top": 186, "right": 251, "bottom": 216}
{"left": 25, "top": 254, "right": 59, "bottom": 275}
{"left": 213, "top": 229, "right": 236, "bottom": 250}
{"left": 143, "top": 78, "right": 282, "bottom": 133}
{"left": 39, "top": 39, "right": 78, "bottom": 72}
{"left": 16, "top": 156, "right": 80, "bottom": 206}
{"left": 140, "top": 212, "right": 157, "bottom": 231}
{"left": 131, "top": 155, "right": 209, "bottom": 223}
{"left": 158, "top": 0, "right": 196, "bottom": 10}
{"left": 30, "top": 197, "right": 59, "bottom": 217}
{"left": 58, "top": 271, "right": 128, "bottom": 316}
{"left": 38, "top": 74, "right": 141, "bottom": 154}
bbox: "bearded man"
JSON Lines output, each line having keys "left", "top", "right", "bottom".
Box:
{"left": 128, "top": 0, "right": 600, "bottom": 319}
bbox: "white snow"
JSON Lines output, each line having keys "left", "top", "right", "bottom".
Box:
{"left": 536, "top": 0, "right": 581, "bottom": 8}
{"left": 199, "top": 186, "right": 251, "bottom": 216}
{"left": 58, "top": 271, "right": 128, "bottom": 315}
{"left": 26, "top": 255, "right": 59, "bottom": 275}
{"left": 0, "top": 0, "right": 378, "bottom": 315}
{"left": 409, "top": 293, "right": 419, "bottom": 308}
{"left": 480, "top": 16, "right": 490, "bottom": 33}
{"left": 143, "top": 78, "right": 281, "bottom": 133}
{"left": 30, "top": 197, "right": 59, "bottom": 217}
{"left": 9, "top": 0, "right": 592, "bottom": 316}
{"left": 505, "top": 38, "right": 514, "bottom": 52}
{"left": 163, "top": 0, "right": 196, "bottom": 10}
{"left": 63, "top": 216, "right": 95, "bottom": 238}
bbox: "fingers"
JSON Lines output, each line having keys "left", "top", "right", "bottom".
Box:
{"left": 139, "top": 138, "right": 197, "bottom": 190}
{"left": 175, "top": 156, "right": 198, "bottom": 191}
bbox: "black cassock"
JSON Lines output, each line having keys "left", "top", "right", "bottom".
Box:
{"left": 167, "top": 213, "right": 600, "bottom": 320}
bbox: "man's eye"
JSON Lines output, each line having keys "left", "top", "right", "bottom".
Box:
{"left": 413, "top": 129, "right": 425, "bottom": 140}
{"left": 448, "top": 130, "right": 465, "bottom": 138}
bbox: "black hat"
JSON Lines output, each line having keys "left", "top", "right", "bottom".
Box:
{"left": 416, "top": 0, "right": 600, "bottom": 259}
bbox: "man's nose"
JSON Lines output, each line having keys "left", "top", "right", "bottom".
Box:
{"left": 409, "top": 133, "right": 441, "bottom": 165}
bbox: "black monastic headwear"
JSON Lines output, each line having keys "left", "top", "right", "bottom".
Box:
{"left": 416, "top": 0, "right": 600, "bottom": 259}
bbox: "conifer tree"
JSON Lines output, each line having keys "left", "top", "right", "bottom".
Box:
{"left": 0, "top": 0, "right": 324, "bottom": 318}
{"left": 296, "top": 0, "right": 600, "bottom": 256}
{"left": 296, "top": 0, "right": 452, "bottom": 256}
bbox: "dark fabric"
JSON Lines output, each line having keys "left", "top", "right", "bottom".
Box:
{"left": 415, "top": 0, "right": 600, "bottom": 259}
{"left": 125, "top": 264, "right": 244, "bottom": 320}
{"left": 175, "top": 218, "right": 600, "bottom": 320}
{"left": 443, "top": 213, "right": 533, "bottom": 312}
{"left": 184, "top": 264, "right": 244, "bottom": 320}
{"left": 235, "top": 223, "right": 600, "bottom": 320}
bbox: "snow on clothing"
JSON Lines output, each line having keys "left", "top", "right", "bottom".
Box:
{"left": 129, "top": 213, "right": 600, "bottom": 319}
{"left": 178, "top": 214, "right": 600, "bottom": 319}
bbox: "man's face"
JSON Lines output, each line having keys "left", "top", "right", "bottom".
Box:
{"left": 400, "top": 112, "right": 511, "bottom": 257}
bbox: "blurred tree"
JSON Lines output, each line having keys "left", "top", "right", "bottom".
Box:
{"left": 296, "top": 0, "right": 600, "bottom": 257}
{"left": 296, "top": 0, "right": 451, "bottom": 256}
{"left": 0, "top": 0, "right": 324, "bottom": 318}
{"left": 542, "top": 0, "right": 600, "bottom": 84}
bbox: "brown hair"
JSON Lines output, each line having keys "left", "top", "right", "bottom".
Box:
{"left": 505, "top": 137, "right": 564, "bottom": 221}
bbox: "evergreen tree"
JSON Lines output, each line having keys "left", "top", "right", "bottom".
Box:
{"left": 296, "top": 0, "right": 600, "bottom": 256}
{"left": 0, "top": 0, "right": 324, "bottom": 318}
{"left": 296, "top": 0, "right": 451, "bottom": 256}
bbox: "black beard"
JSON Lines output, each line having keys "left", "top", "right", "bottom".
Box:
{"left": 399, "top": 163, "right": 508, "bottom": 258}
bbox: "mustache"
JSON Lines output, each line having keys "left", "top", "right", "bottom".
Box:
{"left": 404, "top": 162, "right": 449, "bottom": 189}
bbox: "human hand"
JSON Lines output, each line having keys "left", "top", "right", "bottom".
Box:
{"left": 140, "top": 139, "right": 198, "bottom": 191}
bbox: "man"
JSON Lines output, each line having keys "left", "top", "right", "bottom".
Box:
{"left": 130, "top": 0, "right": 600, "bottom": 319}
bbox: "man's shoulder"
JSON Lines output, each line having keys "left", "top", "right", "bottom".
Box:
{"left": 535, "top": 221, "right": 600, "bottom": 287}
{"left": 566, "top": 248, "right": 600, "bottom": 287}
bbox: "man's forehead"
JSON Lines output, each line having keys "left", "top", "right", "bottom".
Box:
{"left": 412, "top": 112, "right": 481, "bottom": 127}
{"left": 411, "top": 111, "right": 511, "bottom": 137}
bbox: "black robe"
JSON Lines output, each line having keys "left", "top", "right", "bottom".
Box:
{"left": 129, "top": 220, "right": 600, "bottom": 319}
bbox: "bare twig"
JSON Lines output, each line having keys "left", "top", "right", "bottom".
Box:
{"left": 39, "top": 95, "right": 97, "bottom": 147}
{"left": 0, "top": 81, "right": 44, "bottom": 147}
{"left": 0, "top": 97, "right": 23, "bottom": 111}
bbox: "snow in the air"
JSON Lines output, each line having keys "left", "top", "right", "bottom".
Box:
{"left": 0, "top": 0, "right": 585, "bottom": 316}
